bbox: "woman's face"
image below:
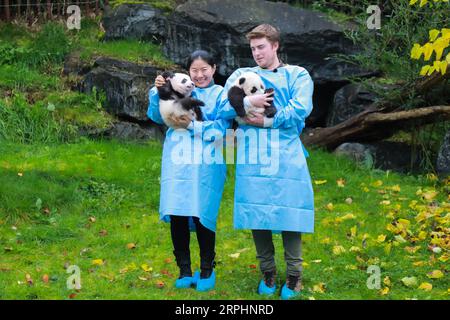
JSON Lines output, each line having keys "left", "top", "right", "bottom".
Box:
{"left": 189, "top": 58, "right": 216, "bottom": 88}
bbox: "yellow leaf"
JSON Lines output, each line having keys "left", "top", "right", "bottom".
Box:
{"left": 427, "top": 270, "right": 444, "bottom": 279}
{"left": 377, "top": 234, "right": 387, "bottom": 243}
{"left": 383, "top": 276, "right": 391, "bottom": 286}
{"left": 332, "top": 245, "right": 346, "bottom": 255}
{"left": 418, "top": 282, "right": 433, "bottom": 291}
{"left": 411, "top": 43, "right": 423, "bottom": 59}
{"left": 439, "top": 61, "right": 448, "bottom": 75}
{"left": 350, "top": 226, "right": 357, "bottom": 238}
{"left": 320, "top": 237, "right": 331, "bottom": 245}
{"left": 372, "top": 180, "right": 383, "bottom": 187}
{"left": 419, "top": 0, "right": 428, "bottom": 7}
{"left": 314, "top": 180, "right": 327, "bottom": 185}
{"left": 345, "top": 264, "right": 357, "bottom": 270}
{"left": 418, "top": 231, "right": 427, "bottom": 240}
{"left": 391, "top": 185, "right": 401, "bottom": 192}
{"left": 423, "top": 43, "right": 433, "bottom": 61}
{"left": 380, "top": 200, "right": 391, "bottom": 206}
{"left": 404, "top": 246, "right": 421, "bottom": 254}
{"left": 409, "top": 0, "right": 419, "bottom": 5}
{"left": 92, "top": 259, "right": 104, "bottom": 266}
{"left": 429, "top": 29, "right": 440, "bottom": 42}
{"left": 438, "top": 253, "right": 449, "bottom": 262}
{"left": 326, "top": 203, "right": 334, "bottom": 211}
{"left": 127, "top": 243, "right": 136, "bottom": 250}
{"left": 422, "top": 190, "right": 438, "bottom": 201}
{"left": 349, "top": 246, "right": 361, "bottom": 252}
{"left": 141, "top": 264, "right": 153, "bottom": 272}
{"left": 379, "top": 287, "right": 390, "bottom": 295}
{"left": 384, "top": 243, "right": 392, "bottom": 254}
{"left": 413, "top": 261, "right": 425, "bottom": 267}
{"left": 340, "top": 213, "right": 356, "bottom": 220}
{"left": 312, "top": 283, "right": 326, "bottom": 293}
{"left": 337, "top": 178, "right": 346, "bottom": 187}
{"left": 442, "top": 28, "right": 450, "bottom": 39}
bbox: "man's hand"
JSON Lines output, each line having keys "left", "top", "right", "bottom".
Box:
{"left": 169, "top": 114, "right": 193, "bottom": 129}
{"left": 154, "top": 75, "right": 166, "bottom": 88}
{"left": 247, "top": 93, "right": 273, "bottom": 108}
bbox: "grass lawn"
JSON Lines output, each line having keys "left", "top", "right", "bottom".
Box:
{"left": 0, "top": 139, "right": 448, "bottom": 300}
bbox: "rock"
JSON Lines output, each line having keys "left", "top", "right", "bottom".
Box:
{"left": 326, "top": 83, "right": 378, "bottom": 126}
{"left": 334, "top": 142, "right": 372, "bottom": 163}
{"left": 81, "top": 57, "right": 162, "bottom": 122}
{"left": 436, "top": 130, "right": 450, "bottom": 177}
{"left": 63, "top": 51, "right": 92, "bottom": 76}
{"left": 102, "top": 4, "right": 167, "bottom": 41}
{"left": 334, "top": 141, "right": 423, "bottom": 173}
{"left": 105, "top": 121, "right": 165, "bottom": 141}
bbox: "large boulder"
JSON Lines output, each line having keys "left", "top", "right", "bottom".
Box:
{"left": 326, "top": 83, "right": 378, "bottom": 127}
{"left": 437, "top": 130, "right": 450, "bottom": 177}
{"left": 81, "top": 57, "right": 161, "bottom": 122}
{"left": 334, "top": 141, "right": 423, "bottom": 173}
{"left": 102, "top": 4, "right": 167, "bottom": 41}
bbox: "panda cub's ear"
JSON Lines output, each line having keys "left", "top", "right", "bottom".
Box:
{"left": 239, "top": 77, "right": 246, "bottom": 85}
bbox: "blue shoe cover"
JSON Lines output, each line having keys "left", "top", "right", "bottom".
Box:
{"left": 196, "top": 271, "right": 216, "bottom": 292}
{"left": 258, "top": 279, "right": 277, "bottom": 296}
{"left": 280, "top": 283, "right": 300, "bottom": 300}
{"left": 175, "top": 276, "right": 194, "bottom": 289}
{"left": 192, "top": 271, "right": 200, "bottom": 285}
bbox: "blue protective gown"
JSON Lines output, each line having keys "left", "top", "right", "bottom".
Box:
{"left": 218, "top": 65, "right": 315, "bottom": 233}
{"left": 147, "top": 83, "right": 231, "bottom": 232}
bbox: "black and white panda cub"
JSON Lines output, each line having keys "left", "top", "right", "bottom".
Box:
{"left": 227, "top": 72, "right": 277, "bottom": 123}
{"left": 157, "top": 71, "right": 204, "bottom": 128}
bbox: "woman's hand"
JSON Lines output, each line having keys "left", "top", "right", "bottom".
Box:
{"left": 154, "top": 75, "right": 166, "bottom": 88}
{"left": 169, "top": 114, "right": 192, "bottom": 129}
{"left": 247, "top": 92, "right": 273, "bottom": 108}
{"left": 243, "top": 113, "right": 264, "bottom": 127}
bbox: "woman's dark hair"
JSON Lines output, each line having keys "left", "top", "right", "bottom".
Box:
{"left": 186, "top": 50, "right": 216, "bottom": 69}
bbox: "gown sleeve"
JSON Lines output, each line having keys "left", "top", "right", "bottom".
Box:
{"left": 147, "top": 86, "right": 165, "bottom": 125}
{"left": 272, "top": 67, "right": 314, "bottom": 130}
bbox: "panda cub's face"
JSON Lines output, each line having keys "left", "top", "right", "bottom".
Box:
{"left": 169, "top": 73, "right": 195, "bottom": 97}
{"left": 235, "top": 72, "right": 265, "bottom": 96}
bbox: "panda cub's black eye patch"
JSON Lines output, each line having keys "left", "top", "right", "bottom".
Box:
{"left": 181, "top": 79, "right": 187, "bottom": 84}
{"left": 251, "top": 87, "right": 257, "bottom": 94}
{"left": 239, "top": 78, "right": 246, "bottom": 85}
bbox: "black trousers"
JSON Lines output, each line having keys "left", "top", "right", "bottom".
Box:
{"left": 170, "top": 215, "right": 216, "bottom": 270}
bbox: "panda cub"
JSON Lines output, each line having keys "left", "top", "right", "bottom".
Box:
{"left": 157, "top": 71, "right": 204, "bottom": 128}
{"left": 227, "top": 72, "right": 277, "bottom": 124}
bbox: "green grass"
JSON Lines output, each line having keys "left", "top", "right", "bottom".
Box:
{"left": 0, "top": 139, "right": 448, "bottom": 300}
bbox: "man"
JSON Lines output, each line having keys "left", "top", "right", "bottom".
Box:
{"left": 219, "top": 24, "right": 314, "bottom": 300}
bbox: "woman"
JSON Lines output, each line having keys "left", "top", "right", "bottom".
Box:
{"left": 147, "top": 50, "right": 231, "bottom": 291}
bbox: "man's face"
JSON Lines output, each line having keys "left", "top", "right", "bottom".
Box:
{"left": 250, "top": 37, "right": 278, "bottom": 68}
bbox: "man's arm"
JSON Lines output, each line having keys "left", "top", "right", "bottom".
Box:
{"left": 270, "top": 67, "right": 314, "bottom": 129}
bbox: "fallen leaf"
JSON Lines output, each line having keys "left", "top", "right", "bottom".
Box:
{"left": 332, "top": 245, "right": 346, "bottom": 255}
{"left": 379, "top": 287, "right": 389, "bottom": 295}
{"left": 401, "top": 276, "right": 418, "bottom": 288}
{"left": 427, "top": 270, "right": 444, "bottom": 279}
{"left": 99, "top": 230, "right": 108, "bottom": 237}
{"left": 42, "top": 274, "right": 49, "bottom": 283}
{"left": 69, "top": 293, "right": 77, "bottom": 299}
{"left": 229, "top": 252, "right": 240, "bottom": 259}
{"left": 326, "top": 203, "right": 334, "bottom": 211}
{"left": 337, "top": 178, "right": 345, "bottom": 187}
{"left": 377, "top": 234, "right": 387, "bottom": 243}
{"left": 314, "top": 180, "right": 327, "bottom": 185}
{"left": 126, "top": 243, "right": 136, "bottom": 250}
{"left": 92, "top": 259, "right": 104, "bottom": 266}
{"left": 312, "top": 283, "right": 326, "bottom": 293}
{"left": 88, "top": 216, "right": 96, "bottom": 223}
{"left": 383, "top": 276, "right": 391, "bottom": 286}
{"left": 418, "top": 282, "right": 433, "bottom": 291}
{"left": 141, "top": 264, "right": 153, "bottom": 272}
{"left": 25, "top": 274, "right": 33, "bottom": 286}
{"left": 164, "top": 258, "right": 172, "bottom": 264}
{"left": 249, "top": 264, "right": 257, "bottom": 269}
{"left": 155, "top": 280, "right": 165, "bottom": 289}
{"left": 345, "top": 197, "right": 353, "bottom": 205}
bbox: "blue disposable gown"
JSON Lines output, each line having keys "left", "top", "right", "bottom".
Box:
{"left": 218, "top": 65, "right": 315, "bottom": 233}
{"left": 147, "top": 83, "right": 231, "bottom": 232}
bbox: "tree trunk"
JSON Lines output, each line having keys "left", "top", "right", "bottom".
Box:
{"left": 303, "top": 106, "right": 450, "bottom": 149}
